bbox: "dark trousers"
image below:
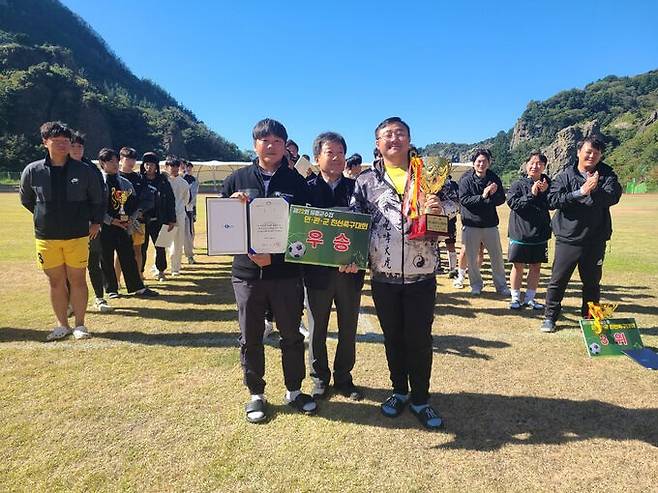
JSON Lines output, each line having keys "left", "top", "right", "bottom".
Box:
{"left": 371, "top": 278, "right": 436, "bottom": 406}
{"left": 141, "top": 220, "right": 167, "bottom": 273}
{"left": 544, "top": 240, "right": 606, "bottom": 321}
{"left": 87, "top": 235, "right": 104, "bottom": 299}
{"left": 306, "top": 271, "right": 362, "bottom": 387}
{"left": 232, "top": 276, "right": 305, "bottom": 395}
{"left": 100, "top": 225, "right": 145, "bottom": 294}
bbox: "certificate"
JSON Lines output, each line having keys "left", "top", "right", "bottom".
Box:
{"left": 154, "top": 224, "right": 177, "bottom": 248}
{"left": 294, "top": 155, "right": 312, "bottom": 177}
{"left": 249, "top": 197, "right": 289, "bottom": 254}
{"left": 206, "top": 197, "right": 248, "bottom": 255}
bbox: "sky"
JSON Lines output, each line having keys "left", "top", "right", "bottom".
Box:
{"left": 60, "top": 0, "right": 658, "bottom": 160}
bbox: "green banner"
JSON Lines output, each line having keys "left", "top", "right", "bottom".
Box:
{"left": 285, "top": 206, "right": 371, "bottom": 269}
{"left": 579, "top": 318, "right": 644, "bottom": 357}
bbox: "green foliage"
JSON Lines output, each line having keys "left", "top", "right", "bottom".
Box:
{"left": 607, "top": 122, "right": 658, "bottom": 187}
{"left": 0, "top": 0, "right": 247, "bottom": 172}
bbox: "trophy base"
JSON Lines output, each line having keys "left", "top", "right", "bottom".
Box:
{"left": 408, "top": 214, "right": 450, "bottom": 240}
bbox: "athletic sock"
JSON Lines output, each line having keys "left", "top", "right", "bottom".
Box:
{"left": 457, "top": 268, "right": 466, "bottom": 279}
{"left": 511, "top": 289, "right": 521, "bottom": 302}
{"left": 524, "top": 289, "right": 536, "bottom": 303}
{"left": 448, "top": 251, "right": 457, "bottom": 270}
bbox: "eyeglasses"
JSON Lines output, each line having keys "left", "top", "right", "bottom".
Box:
{"left": 377, "top": 130, "right": 408, "bottom": 141}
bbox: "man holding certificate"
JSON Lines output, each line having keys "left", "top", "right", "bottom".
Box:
{"left": 350, "top": 117, "right": 446, "bottom": 431}
{"left": 220, "top": 118, "right": 313, "bottom": 424}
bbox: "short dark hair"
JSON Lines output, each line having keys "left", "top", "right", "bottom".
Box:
{"left": 252, "top": 118, "right": 288, "bottom": 142}
{"left": 528, "top": 151, "right": 548, "bottom": 165}
{"left": 346, "top": 153, "right": 363, "bottom": 169}
{"left": 165, "top": 156, "right": 180, "bottom": 167}
{"left": 374, "top": 116, "right": 411, "bottom": 140}
{"left": 313, "top": 131, "right": 347, "bottom": 157}
{"left": 120, "top": 147, "right": 138, "bottom": 159}
{"left": 40, "top": 121, "right": 72, "bottom": 140}
{"left": 141, "top": 152, "right": 159, "bottom": 164}
{"left": 471, "top": 148, "right": 492, "bottom": 163}
{"left": 71, "top": 131, "right": 85, "bottom": 146}
{"left": 577, "top": 136, "right": 606, "bottom": 153}
{"left": 98, "top": 148, "right": 117, "bottom": 163}
{"left": 185, "top": 161, "right": 193, "bottom": 168}
{"left": 286, "top": 139, "right": 298, "bottom": 150}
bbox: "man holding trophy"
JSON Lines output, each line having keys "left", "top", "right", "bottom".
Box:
{"left": 351, "top": 117, "right": 453, "bottom": 431}
{"left": 98, "top": 148, "right": 159, "bottom": 300}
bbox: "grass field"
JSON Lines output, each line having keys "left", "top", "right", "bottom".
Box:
{"left": 1, "top": 192, "right": 657, "bottom": 492}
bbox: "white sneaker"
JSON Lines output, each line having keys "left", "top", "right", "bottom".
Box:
{"left": 453, "top": 277, "right": 464, "bottom": 289}
{"left": 46, "top": 326, "right": 71, "bottom": 341}
{"left": 171, "top": 271, "right": 180, "bottom": 277}
{"left": 263, "top": 319, "right": 274, "bottom": 340}
{"left": 94, "top": 298, "right": 113, "bottom": 313}
{"left": 72, "top": 325, "right": 91, "bottom": 340}
{"left": 157, "top": 272, "right": 167, "bottom": 282}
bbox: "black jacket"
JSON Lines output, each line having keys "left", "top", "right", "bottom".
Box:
{"left": 303, "top": 174, "right": 365, "bottom": 289}
{"left": 220, "top": 159, "right": 310, "bottom": 280}
{"left": 120, "top": 171, "right": 155, "bottom": 221}
{"left": 506, "top": 175, "right": 552, "bottom": 243}
{"left": 20, "top": 155, "right": 104, "bottom": 239}
{"left": 139, "top": 167, "right": 176, "bottom": 226}
{"left": 548, "top": 162, "right": 622, "bottom": 244}
{"left": 458, "top": 169, "right": 506, "bottom": 228}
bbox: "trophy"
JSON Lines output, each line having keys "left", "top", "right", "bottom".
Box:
{"left": 113, "top": 189, "right": 132, "bottom": 222}
{"left": 406, "top": 153, "right": 452, "bottom": 240}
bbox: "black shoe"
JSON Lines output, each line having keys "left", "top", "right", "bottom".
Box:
{"left": 410, "top": 404, "right": 444, "bottom": 431}
{"left": 334, "top": 384, "right": 363, "bottom": 401}
{"left": 381, "top": 394, "right": 408, "bottom": 417}
{"left": 448, "top": 269, "right": 459, "bottom": 279}
{"left": 135, "top": 287, "right": 159, "bottom": 297}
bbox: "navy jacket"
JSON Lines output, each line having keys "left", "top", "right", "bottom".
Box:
{"left": 220, "top": 159, "right": 310, "bottom": 281}
{"left": 20, "top": 155, "right": 104, "bottom": 239}
{"left": 458, "top": 169, "right": 506, "bottom": 228}
{"left": 303, "top": 174, "right": 365, "bottom": 289}
{"left": 506, "top": 175, "right": 552, "bottom": 243}
{"left": 548, "top": 162, "right": 622, "bottom": 244}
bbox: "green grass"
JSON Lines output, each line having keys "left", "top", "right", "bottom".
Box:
{"left": 1, "top": 193, "right": 657, "bottom": 492}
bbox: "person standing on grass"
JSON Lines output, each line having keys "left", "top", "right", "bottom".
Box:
{"left": 165, "top": 157, "right": 190, "bottom": 277}
{"left": 19, "top": 121, "right": 103, "bottom": 340}
{"left": 458, "top": 148, "right": 510, "bottom": 296}
{"left": 221, "top": 118, "right": 314, "bottom": 424}
{"left": 69, "top": 131, "right": 112, "bottom": 313}
{"left": 506, "top": 152, "right": 551, "bottom": 311}
{"left": 350, "top": 117, "right": 445, "bottom": 431}
{"left": 181, "top": 160, "right": 199, "bottom": 264}
{"left": 305, "top": 131, "right": 365, "bottom": 402}
{"left": 98, "top": 148, "right": 159, "bottom": 300}
{"left": 139, "top": 152, "right": 176, "bottom": 281}
{"left": 115, "top": 147, "right": 153, "bottom": 285}
{"left": 540, "top": 136, "right": 622, "bottom": 333}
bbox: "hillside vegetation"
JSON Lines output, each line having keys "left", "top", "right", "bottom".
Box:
{"left": 0, "top": 0, "right": 246, "bottom": 171}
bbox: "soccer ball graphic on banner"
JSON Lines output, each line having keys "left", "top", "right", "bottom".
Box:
{"left": 589, "top": 342, "right": 602, "bottom": 355}
{"left": 288, "top": 241, "right": 306, "bottom": 259}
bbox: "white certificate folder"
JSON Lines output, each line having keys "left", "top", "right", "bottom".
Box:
{"left": 206, "top": 197, "right": 289, "bottom": 255}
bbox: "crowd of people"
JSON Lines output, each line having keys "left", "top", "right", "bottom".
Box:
{"left": 19, "top": 117, "right": 622, "bottom": 431}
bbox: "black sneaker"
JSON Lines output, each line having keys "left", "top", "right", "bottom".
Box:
{"left": 135, "top": 287, "right": 159, "bottom": 297}
{"left": 334, "top": 384, "right": 363, "bottom": 401}
{"left": 448, "top": 268, "right": 459, "bottom": 279}
{"left": 107, "top": 292, "right": 120, "bottom": 299}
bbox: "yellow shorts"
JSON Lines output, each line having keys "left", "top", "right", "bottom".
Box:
{"left": 132, "top": 228, "right": 146, "bottom": 246}
{"left": 35, "top": 237, "right": 89, "bottom": 270}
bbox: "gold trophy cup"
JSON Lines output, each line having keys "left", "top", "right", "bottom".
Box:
{"left": 408, "top": 155, "right": 452, "bottom": 239}
{"left": 114, "top": 189, "right": 132, "bottom": 222}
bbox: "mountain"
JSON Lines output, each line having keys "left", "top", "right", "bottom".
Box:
{"left": 0, "top": 0, "right": 247, "bottom": 172}
{"left": 420, "top": 70, "right": 658, "bottom": 188}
